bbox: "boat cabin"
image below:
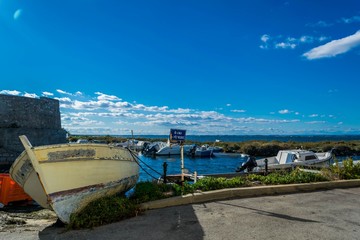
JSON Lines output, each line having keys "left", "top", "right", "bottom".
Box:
{"left": 277, "top": 150, "right": 318, "bottom": 164}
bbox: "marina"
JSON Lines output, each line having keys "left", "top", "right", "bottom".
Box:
{"left": 136, "top": 151, "right": 360, "bottom": 182}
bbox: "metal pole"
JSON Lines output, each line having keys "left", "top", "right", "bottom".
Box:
{"left": 265, "top": 158, "right": 268, "bottom": 175}
{"left": 163, "top": 162, "right": 168, "bottom": 184}
{"left": 131, "top": 130, "right": 134, "bottom": 151}
{"left": 181, "top": 143, "right": 184, "bottom": 184}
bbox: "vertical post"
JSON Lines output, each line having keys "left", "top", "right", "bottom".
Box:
{"left": 181, "top": 143, "right": 184, "bottom": 184}
{"left": 264, "top": 158, "right": 268, "bottom": 175}
{"left": 163, "top": 162, "right": 168, "bottom": 184}
{"left": 194, "top": 171, "right": 197, "bottom": 183}
{"left": 131, "top": 130, "right": 134, "bottom": 151}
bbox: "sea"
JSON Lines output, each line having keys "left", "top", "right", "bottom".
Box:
{"left": 133, "top": 135, "right": 360, "bottom": 182}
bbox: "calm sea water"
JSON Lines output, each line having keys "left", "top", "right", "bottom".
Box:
{"left": 137, "top": 154, "right": 360, "bottom": 182}
{"left": 137, "top": 154, "right": 247, "bottom": 181}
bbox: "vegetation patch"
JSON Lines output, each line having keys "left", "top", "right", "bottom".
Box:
{"left": 68, "top": 195, "right": 142, "bottom": 229}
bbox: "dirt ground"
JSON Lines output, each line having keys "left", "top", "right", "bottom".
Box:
{"left": 0, "top": 204, "right": 58, "bottom": 240}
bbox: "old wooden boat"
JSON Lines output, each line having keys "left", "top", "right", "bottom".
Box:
{"left": 10, "top": 135, "right": 139, "bottom": 223}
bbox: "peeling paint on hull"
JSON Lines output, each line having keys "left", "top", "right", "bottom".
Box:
{"left": 10, "top": 136, "right": 139, "bottom": 224}
{"left": 50, "top": 175, "right": 138, "bottom": 223}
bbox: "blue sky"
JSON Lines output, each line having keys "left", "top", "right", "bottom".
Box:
{"left": 1, "top": 1, "right": 360, "bottom": 135}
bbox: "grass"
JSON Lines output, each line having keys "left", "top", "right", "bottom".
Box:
{"left": 67, "top": 158, "right": 360, "bottom": 229}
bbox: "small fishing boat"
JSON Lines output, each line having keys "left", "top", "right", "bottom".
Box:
{"left": 187, "top": 144, "right": 224, "bottom": 158}
{"left": 237, "top": 149, "right": 334, "bottom": 172}
{"left": 10, "top": 135, "right": 139, "bottom": 223}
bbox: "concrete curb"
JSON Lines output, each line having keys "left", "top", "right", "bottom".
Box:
{"left": 140, "top": 179, "right": 360, "bottom": 210}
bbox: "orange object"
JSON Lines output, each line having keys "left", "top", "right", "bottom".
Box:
{"left": 0, "top": 173, "right": 32, "bottom": 206}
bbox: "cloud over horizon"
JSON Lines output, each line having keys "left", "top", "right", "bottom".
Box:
{"left": 0, "top": 89, "right": 354, "bottom": 135}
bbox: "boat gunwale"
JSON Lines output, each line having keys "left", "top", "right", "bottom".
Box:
{"left": 38, "top": 157, "right": 137, "bottom": 164}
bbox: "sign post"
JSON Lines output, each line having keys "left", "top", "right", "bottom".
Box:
{"left": 169, "top": 129, "right": 186, "bottom": 188}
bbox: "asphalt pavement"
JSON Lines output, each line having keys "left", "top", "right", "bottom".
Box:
{"left": 39, "top": 186, "right": 360, "bottom": 240}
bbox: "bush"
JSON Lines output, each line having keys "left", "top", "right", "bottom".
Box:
{"left": 68, "top": 195, "right": 141, "bottom": 229}
{"left": 331, "top": 158, "right": 360, "bottom": 180}
{"left": 130, "top": 181, "right": 175, "bottom": 203}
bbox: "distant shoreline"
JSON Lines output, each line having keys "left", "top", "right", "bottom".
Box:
{"left": 70, "top": 134, "right": 360, "bottom": 143}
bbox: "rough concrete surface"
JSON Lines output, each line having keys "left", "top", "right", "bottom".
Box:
{"left": 1, "top": 187, "right": 360, "bottom": 240}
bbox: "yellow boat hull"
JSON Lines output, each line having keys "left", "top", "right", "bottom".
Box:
{"left": 10, "top": 136, "right": 139, "bottom": 223}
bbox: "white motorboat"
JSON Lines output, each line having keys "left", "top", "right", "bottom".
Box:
{"left": 156, "top": 143, "right": 193, "bottom": 156}
{"left": 237, "top": 149, "right": 334, "bottom": 172}
{"left": 142, "top": 141, "right": 193, "bottom": 156}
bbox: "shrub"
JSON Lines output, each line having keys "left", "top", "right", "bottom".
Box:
{"left": 68, "top": 195, "right": 141, "bottom": 229}
{"left": 331, "top": 158, "right": 360, "bottom": 180}
{"left": 130, "top": 181, "right": 174, "bottom": 203}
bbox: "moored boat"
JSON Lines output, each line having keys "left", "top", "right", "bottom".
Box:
{"left": 237, "top": 149, "right": 334, "bottom": 172}
{"left": 10, "top": 135, "right": 139, "bottom": 223}
{"left": 188, "top": 144, "right": 224, "bottom": 158}
{"left": 142, "top": 141, "right": 193, "bottom": 156}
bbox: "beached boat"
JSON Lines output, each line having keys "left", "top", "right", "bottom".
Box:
{"left": 237, "top": 149, "right": 334, "bottom": 172}
{"left": 10, "top": 135, "right": 139, "bottom": 224}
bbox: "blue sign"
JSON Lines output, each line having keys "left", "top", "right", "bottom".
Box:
{"left": 169, "top": 129, "right": 186, "bottom": 143}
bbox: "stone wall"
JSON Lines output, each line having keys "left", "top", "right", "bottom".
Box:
{"left": 0, "top": 94, "right": 67, "bottom": 168}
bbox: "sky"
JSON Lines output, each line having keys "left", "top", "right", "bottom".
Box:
{"left": 1, "top": 1, "right": 360, "bottom": 136}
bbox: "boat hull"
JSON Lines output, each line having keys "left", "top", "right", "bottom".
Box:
{"left": 254, "top": 150, "right": 333, "bottom": 171}
{"left": 10, "top": 138, "right": 139, "bottom": 223}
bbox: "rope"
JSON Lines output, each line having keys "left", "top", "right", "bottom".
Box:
{"left": 126, "top": 147, "right": 172, "bottom": 182}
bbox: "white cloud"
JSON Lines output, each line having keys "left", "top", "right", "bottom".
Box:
{"left": 55, "top": 97, "right": 72, "bottom": 102}
{"left": 42, "top": 91, "right": 54, "bottom": 96}
{"left": 341, "top": 16, "right": 360, "bottom": 24}
{"left": 279, "top": 109, "right": 290, "bottom": 114}
{"left": 13, "top": 9, "right": 22, "bottom": 20}
{"left": 261, "top": 34, "right": 270, "bottom": 43}
{"left": 57, "top": 89, "right": 72, "bottom": 95}
{"left": 56, "top": 89, "right": 82, "bottom": 96}
{"left": 95, "top": 92, "right": 121, "bottom": 101}
{"left": 300, "top": 36, "right": 314, "bottom": 43}
{"left": 226, "top": 103, "right": 231, "bottom": 107}
{"left": 23, "top": 92, "right": 39, "bottom": 98}
{"left": 275, "top": 42, "right": 297, "bottom": 49}
{"left": 319, "top": 36, "right": 329, "bottom": 42}
{"left": 309, "top": 114, "right": 319, "bottom": 118}
{"left": 307, "top": 20, "right": 333, "bottom": 28}
{"left": 231, "top": 109, "right": 246, "bottom": 113}
{"left": 306, "top": 121, "right": 326, "bottom": 124}
{"left": 303, "top": 30, "right": 360, "bottom": 60}
{"left": 260, "top": 34, "right": 270, "bottom": 49}
{"left": 261, "top": 34, "right": 328, "bottom": 50}
{"left": 0, "top": 90, "right": 21, "bottom": 95}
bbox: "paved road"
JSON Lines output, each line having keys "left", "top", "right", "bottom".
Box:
{"left": 39, "top": 187, "right": 360, "bottom": 240}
